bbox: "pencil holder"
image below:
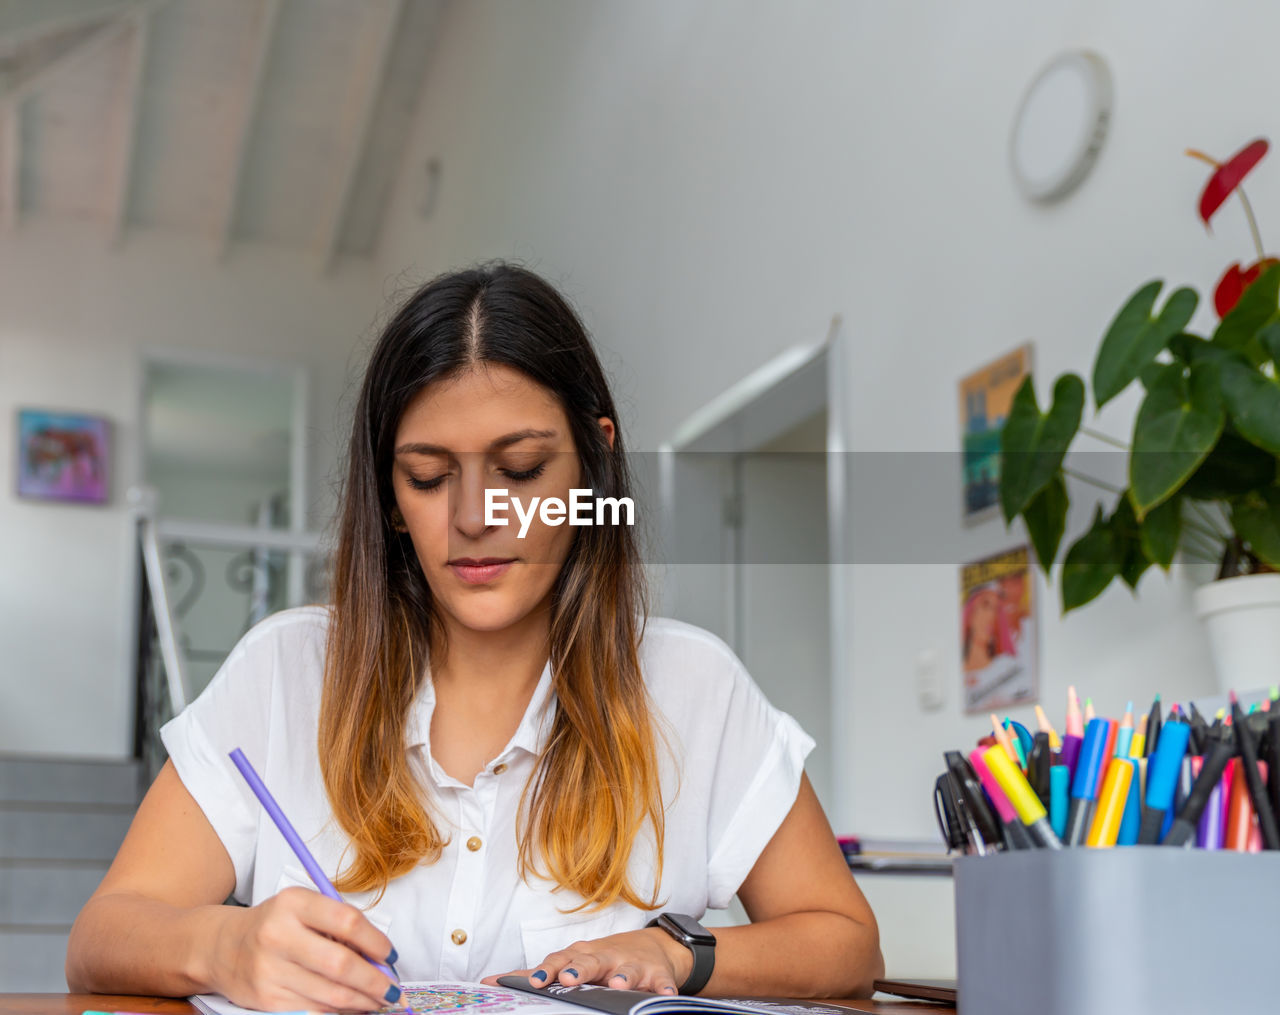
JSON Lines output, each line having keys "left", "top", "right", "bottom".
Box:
{"left": 954, "top": 847, "right": 1280, "bottom": 1015}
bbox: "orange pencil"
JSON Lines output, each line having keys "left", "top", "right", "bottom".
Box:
{"left": 1225, "top": 758, "right": 1255, "bottom": 851}
{"left": 990, "top": 713, "right": 1018, "bottom": 765}
{"left": 1103, "top": 719, "right": 1119, "bottom": 768}
{"left": 1035, "top": 705, "right": 1062, "bottom": 750}
{"left": 1094, "top": 719, "right": 1116, "bottom": 797}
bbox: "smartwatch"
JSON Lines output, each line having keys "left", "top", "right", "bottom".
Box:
{"left": 647, "top": 912, "right": 716, "bottom": 994}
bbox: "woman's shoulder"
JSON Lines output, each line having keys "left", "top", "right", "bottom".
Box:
{"left": 231, "top": 604, "right": 331, "bottom": 659}
{"left": 206, "top": 605, "right": 331, "bottom": 693}
{"left": 636, "top": 616, "right": 749, "bottom": 699}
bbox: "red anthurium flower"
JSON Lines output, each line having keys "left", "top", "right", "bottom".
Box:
{"left": 1198, "top": 139, "right": 1269, "bottom": 226}
{"left": 1213, "top": 257, "right": 1280, "bottom": 317}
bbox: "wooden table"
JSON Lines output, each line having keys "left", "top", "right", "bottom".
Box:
{"left": 0, "top": 995, "right": 953, "bottom": 1014}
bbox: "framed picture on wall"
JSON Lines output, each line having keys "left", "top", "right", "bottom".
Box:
{"left": 960, "top": 343, "right": 1032, "bottom": 522}
{"left": 16, "top": 409, "right": 111, "bottom": 505}
{"left": 960, "top": 544, "right": 1038, "bottom": 713}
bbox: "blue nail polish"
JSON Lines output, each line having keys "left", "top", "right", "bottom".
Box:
{"left": 565, "top": 968, "right": 579, "bottom": 979}
{"left": 616, "top": 974, "right": 628, "bottom": 982}
{"left": 387, "top": 947, "right": 399, "bottom": 965}
{"left": 532, "top": 971, "right": 547, "bottom": 983}
{"left": 385, "top": 985, "right": 402, "bottom": 1004}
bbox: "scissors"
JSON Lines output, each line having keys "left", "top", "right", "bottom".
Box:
{"left": 933, "top": 772, "right": 968, "bottom": 853}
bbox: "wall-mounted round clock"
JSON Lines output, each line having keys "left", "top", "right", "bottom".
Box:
{"left": 1010, "top": 50, "right": 1112, "bottom": 203}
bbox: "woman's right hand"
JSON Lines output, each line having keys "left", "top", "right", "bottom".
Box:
{"left": 208, "top": 887, "right": 400, "bottom": 1013}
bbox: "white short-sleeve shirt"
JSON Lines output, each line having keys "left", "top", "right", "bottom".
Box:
{"left": 160, "top": 607, "right": 813, "bottom": 982}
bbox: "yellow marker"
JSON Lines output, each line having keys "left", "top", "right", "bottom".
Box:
{"left": 1129, "top": 714, "right": 1147, "bottom": 759}
{"left": 982, "top": 745, "right": 1062, "bottom": 849}
{"left": 1086, "top": 758, "right": 1133, "bottom": 847}
{"left": 990, "top": 713, "right": 1019, "bottom": 765}
{"left": 1035, "top": 705, "right": 1062, "bottom": 750}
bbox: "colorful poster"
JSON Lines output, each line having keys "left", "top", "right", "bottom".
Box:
{"left": 16, "top": 409, "right": 110, "bottom": 504}
{"left": 960, "top": 344, "right": 1031, "bottom": 521}
{"left": 960, "top": 545, "right": 1038, "bottom": 713}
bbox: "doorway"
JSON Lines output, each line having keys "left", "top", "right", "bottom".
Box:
{"left": 659, "top": 319, "right": 848, "bottom": 813}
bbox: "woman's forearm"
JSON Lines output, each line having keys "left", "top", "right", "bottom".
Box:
{"left": 700, "top": 910, "right": 884, "bottom": 999}
{"left": 66, "top": 891, "right": 236, "bottom": 996}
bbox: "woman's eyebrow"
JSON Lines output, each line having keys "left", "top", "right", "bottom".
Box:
{"left": 394, "top": 428, "right": 558, "bottom": 456}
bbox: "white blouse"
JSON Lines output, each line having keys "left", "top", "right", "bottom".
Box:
{"left": 160, "top": 607, "right": 813, "bottom": 983}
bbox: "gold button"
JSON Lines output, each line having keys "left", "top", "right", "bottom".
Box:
{"left": 466, "top": 836, "right": 482, "bottom": 852}
{"left": 493, "top": 763, "right": 508, "bottom": 775}
{"left": 451, "top": 929, "right": 467, "bottom": 945}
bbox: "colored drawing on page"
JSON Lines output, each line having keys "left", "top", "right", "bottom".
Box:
{"left": 388, "top": 983, "right": 557, "bottom": 1015}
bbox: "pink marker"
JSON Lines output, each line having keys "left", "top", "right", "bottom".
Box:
{"left": 969, "top": 748, "right": 1031, "bottom": 848}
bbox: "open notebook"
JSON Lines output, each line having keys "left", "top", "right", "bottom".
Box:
{"left": 192, "top": 978, "right": 867, "bottom": 1015}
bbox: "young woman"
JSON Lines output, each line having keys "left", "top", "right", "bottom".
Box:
{"left": 66, "top": 264, "right": 882, "bottom": 1012}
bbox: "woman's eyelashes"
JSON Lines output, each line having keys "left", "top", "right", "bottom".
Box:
{"left": 405, "top": 462, "right": 547, "bottom": 492}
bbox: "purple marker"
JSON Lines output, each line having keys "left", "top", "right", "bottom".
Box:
{"left": 1059, "top": 733, "right": 1083, "bottom": 784}
{"left": 228, "top": 748, "right": 401, "bottom": 987}
{"left": 1198, "top": 777, "right": 1225, "bottom": 849}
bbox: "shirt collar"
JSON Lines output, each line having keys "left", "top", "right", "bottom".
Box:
{"left": 405, "top": 658, "right": 557, "bottom": 768}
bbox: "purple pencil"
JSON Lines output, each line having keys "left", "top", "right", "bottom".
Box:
{"left": 228, "top": 748, "right": 400, "bottom": 986}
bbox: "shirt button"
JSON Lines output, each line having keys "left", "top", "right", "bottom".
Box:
{"left": 466, "top": 836, "right": 482, "bottom": 852}
{"left": 493, "top": 763, "right": 508, "bottom": 775}
{"left": 452, "top": 929, "right": 468, "bottom": 945}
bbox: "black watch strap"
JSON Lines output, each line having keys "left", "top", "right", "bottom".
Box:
{"left": 647, "top": 912, "right": 716, "bottom": 995}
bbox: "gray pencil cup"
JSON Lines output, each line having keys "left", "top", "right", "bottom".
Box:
{"left": 954, "top": 848, "right": 1280, "bottom": 1015}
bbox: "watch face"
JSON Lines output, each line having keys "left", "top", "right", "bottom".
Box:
{"left": 663, "top": 913, "right": 716, "bottom": 946}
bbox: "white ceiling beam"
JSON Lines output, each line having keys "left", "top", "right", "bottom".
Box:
{"left": 6, "top": 17, "right": 132, "bottom": 104}
{"left": 315, "top": 0, "right": 404, "bottom": 273}
{"left": 215, "top": 0, "right": 283, "bottom": 260}
{"left": 1, "top": 101, "right": 19, "bottom": 232}
{"left": 0, "top": 1, "right": 139, "bottom": 52}
{"left": 105, "top": 5, "right": 155, "bottom": 245}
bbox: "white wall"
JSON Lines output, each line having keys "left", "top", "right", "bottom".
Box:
{"left": 374, "top": 0, "right": 1266, "bottom": 839}
{"left": 0, "top": 221, "right": 382, "bottom": 756}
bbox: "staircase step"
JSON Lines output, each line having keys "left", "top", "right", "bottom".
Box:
{"left": 0, "top": 755, "right": 143, "bottom": 807}
{"left": 0, "top": 806, "right": 133, "bottom": 863}
{"left": 0, "top": 861, "right": 108, "bottom": 926}
{"left": 0, "top": 927, "right": 71, "bottom": 992}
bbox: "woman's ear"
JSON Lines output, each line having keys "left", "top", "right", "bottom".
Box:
{"left": 390, "top": 505, "right": 408, "bottom": 532}
{"left": 597, "top": 416, "right": 616, "bottom": 450}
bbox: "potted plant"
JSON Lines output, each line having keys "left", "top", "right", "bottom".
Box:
{"left": 999, "top": 138, "right": 1280, "bottom": 691}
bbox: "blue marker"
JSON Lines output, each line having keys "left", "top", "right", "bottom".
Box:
{"left": 1137, "top": 720, "right": 1192, "bottom": 844}
{"left": 1049, "top": 764, "right": 1069, "bottom": 840}
{"left": 1065, "top": 718, "right": 1110, "bottom": 846}
{"left": 1116, "top": 757, "right": 1144, "bottom": 846}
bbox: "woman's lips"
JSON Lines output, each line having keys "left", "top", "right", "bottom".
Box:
{"left": 448, "top": 558, "right": 515, "bottom": 584}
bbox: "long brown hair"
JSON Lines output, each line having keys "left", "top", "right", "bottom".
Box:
{"left": 320, "top": 264, "right": 664, "bottom": 910}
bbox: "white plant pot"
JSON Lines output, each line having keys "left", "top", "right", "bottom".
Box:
{"left": 1193, "top": 573, "right": 1280, "bottom": 694}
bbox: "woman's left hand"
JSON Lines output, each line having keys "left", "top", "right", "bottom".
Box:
{"left": 483, "top": 927, "right": 692, "bottom": 995}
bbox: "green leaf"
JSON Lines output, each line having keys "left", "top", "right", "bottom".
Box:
{"left": 1130, "top": 361, "right": 1225, "bottom": 517}
{"left": 1140, "top": 494, "right": 1182, "bottom": 570}
{"left": 1138, "top": 361, "right": 1166, "bottom": 390}
{"left": 1062, "top": 506, "right": 1121, "bottom": 612}
{"left": 999, "top": 374, "right": 1085, "bottom": 522}
{"left": 1213, "top": 262, "right": 1280, "bottom": 355}
{"left": 1220, "top": 355, "right": 1280, "bottom": 453}
{"left": 1023, "top": 473, "right": 1068, "bottom": 570}
{"left": 1231, "top": 489, "right": 1280, "bottom": 568}
{"left": 1258, "top": 320, "right": 1280, "bottom": 365}
{"left": 1094, "top": 281, "right": 1198, "bottom": 408}
{"left": 1110, "top": 494, "right": 1152, "bottom": 590}
{"left": 1182, "top": 429, "right": 1279, "bottom": 499}
{"left": 1169, "top": 333, "right": 1211, "bottom": 363}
